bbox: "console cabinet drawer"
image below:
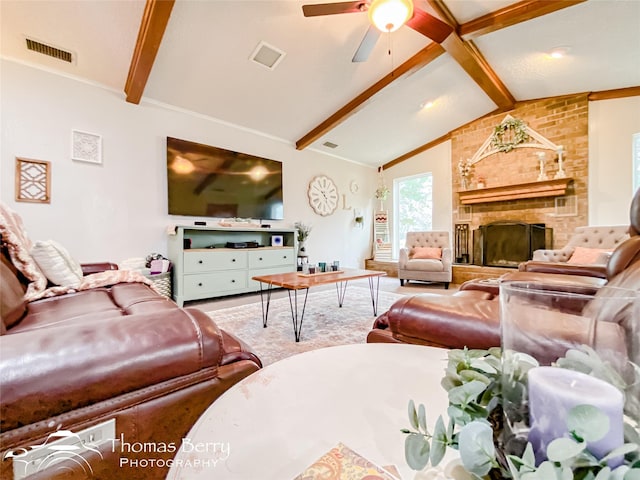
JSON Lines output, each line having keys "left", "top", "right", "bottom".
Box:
{"left": 248, "top": 248, "right": 295, "bottom": 269}
{"left": 184, "top": 272, "right": 247, "bottom": 296}
{"left": 184, "top": 251, "right": 247, "bottom": 273}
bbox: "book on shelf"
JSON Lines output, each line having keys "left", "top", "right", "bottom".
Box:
{"left": 293, "top": 442, "right": 400, "bottom": 480}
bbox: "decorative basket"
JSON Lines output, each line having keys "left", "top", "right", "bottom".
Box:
{"left": 145, "top": 271, "right": 172, "bottom": 298}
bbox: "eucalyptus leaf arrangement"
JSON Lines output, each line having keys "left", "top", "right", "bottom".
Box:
{"left": 402, "top": 346, "right": 640, "bottom": 480}
{"left": 294, "top": 222, "right": 312, "bottom": 243}
{"left": 490, "top": 117, "right": 530, "bottom": 153}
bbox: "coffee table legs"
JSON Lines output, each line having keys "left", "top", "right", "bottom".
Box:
{"left": 258, "top": 283, "right": 273, "bottom": 329}
{"left": 335, "top": 277, "right": 380, "bottom": 315}
{"left": 368, "top": 275, "right": 381, "bottom": 316}
{"left": 287, "top": 289, "right": 309, "bottom": 342}
{"left": 258, "top": 276, "right": 381, "bottom": 342}
{"left": 258, "top": 283, "right": 310, "bottom": 342}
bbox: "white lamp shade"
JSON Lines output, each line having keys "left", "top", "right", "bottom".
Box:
{"left": 368, "top": 0, "right": 414, "bottom": 33}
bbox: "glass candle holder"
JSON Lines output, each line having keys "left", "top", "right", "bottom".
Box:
{"left": 499, "top": 281, "right": 639, "bottom": 465}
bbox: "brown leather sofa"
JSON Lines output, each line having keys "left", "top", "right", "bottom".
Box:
{"left": 1, "top": 223, "right": 261, "bottom": 479}
{"left": 368, "top": 189, "right": 640, "bottom": 358}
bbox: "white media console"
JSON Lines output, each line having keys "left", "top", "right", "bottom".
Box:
{"left": 168, "top": 225, "right": 297, "bottom": 306}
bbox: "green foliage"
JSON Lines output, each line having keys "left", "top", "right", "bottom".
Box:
{"left": 402, "top": 346, "right": 640, "bottom": 479}
{"left": 396, "top": 174, "right": 433, "bottom": 246}
{"left": 293, "top": 221, "right": 311, "bottom": 242}
{"left": 490, "top": 117, "right": 530, "bottom": 153}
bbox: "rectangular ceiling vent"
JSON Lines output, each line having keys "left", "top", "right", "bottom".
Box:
{"left": 323, "top": 141, "right": 339, "bottom": 149}
{"left": 26, "top": 38, "right": 73, "bottom": 63}
{"left": 249, "top": 41, "right": 285, "bottom": 70}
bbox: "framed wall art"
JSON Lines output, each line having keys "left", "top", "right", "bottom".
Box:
{"left": 71, "top": 129, "right": 102, "bottom": 164}
{"left": 15, "top": 157, "right": 51, "bottom": 204}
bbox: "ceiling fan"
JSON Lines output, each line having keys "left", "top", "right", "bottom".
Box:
{"left": 302, "top": 0, "right": 453, "bottom": 62}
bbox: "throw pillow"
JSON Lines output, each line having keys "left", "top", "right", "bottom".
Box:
{"left": 1, "top": 254, "right": 27, "bottom": 329}
{"left": 412, "top": 247, "right": 442, "bottom": 260}
{"left": 30, "top": 240, "right": 83, "bottom": 287}
{"left": 567, "top": 246, "right": 612, "bottom": 265}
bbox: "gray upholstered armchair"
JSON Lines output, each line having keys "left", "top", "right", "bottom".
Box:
{"left": 532, "top": 225, "right": 629, "bottom": 263}
{"left": 398, "top": 231, "right": 452, "bottom": 289}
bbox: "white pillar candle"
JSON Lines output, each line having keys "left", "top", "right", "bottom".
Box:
{"left": 528, "top": 366, "right": 624, "bottom": 465}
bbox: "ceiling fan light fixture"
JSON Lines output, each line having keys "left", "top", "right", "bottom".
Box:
{"left": 172, "top": 155, "right": 195, "bottom": 174}
{"left": 368, "top": 0, "right": 413, "bottom": 33}
{"left": 548, "top": 46, "right": 570, "bottom": 59}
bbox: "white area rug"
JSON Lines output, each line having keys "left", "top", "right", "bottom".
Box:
{"left": 206, "top": 286, "right": 405, "bottom": 365}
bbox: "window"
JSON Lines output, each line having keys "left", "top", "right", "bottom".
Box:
{"left": 634, "top": 133, "right": 640, "bottom": 192}
{"left": 393, "top": 173, "right": 433, "bottom": 257}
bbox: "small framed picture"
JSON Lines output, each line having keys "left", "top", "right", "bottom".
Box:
{"left": 15, "top": 157, "right": 51, "bottom": 204}
{"left": 271, "top": 235, "right": 284, "bottom": 247}
{"left": 72, "top": 129, "right": 102, "bottom": 164}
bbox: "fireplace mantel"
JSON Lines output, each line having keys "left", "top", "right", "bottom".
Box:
{"left": 458, "top": 178, "right": 573, "bottom": 205}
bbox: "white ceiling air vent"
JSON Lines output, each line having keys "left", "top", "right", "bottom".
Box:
{"left": 25, "top": 37, "right": 73, "bottom": 63}
{"left": 249, "top": 41, "right": 285, "bottom": 70}
{"left": 323, "top": 141, "right": 338, "bottom": 149}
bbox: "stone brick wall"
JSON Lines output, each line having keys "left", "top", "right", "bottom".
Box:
{"left": 451, "top": 93, "right": 589, "bottom": 257}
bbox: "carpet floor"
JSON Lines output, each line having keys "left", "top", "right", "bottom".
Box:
{"left": 206, "top": 286, "right": 405, "bottom": 365}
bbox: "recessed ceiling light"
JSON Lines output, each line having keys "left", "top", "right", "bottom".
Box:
{"left": 548, "top": 46, "right": 570, "bottom": 59}
{"left": 419, "top": 100, "right": 435, "bottom": 110}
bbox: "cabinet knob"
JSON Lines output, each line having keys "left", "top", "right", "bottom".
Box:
{"left": 231, "top": 279, "right": 235, "bottom": 283}
{"left": 198, "top": 260, "right": 203, "bottom": 264}
{"left": 198, "top": 282, "right": 203, "bottom": 287}
{"left": 259, "top": 257, "right": 263, "bottom": 261}
{"left": 232, "top": 258, "right": 236, "bottom": 262}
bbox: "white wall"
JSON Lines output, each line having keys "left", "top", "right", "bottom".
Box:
{"left": 1, "top": 59, "right": 377, "bottom": 267}
{"left": 379, "top": 140, "right": 453, "bottom": 252}
{"left": 588, "top": 96, "right": 640, "bottom": 225}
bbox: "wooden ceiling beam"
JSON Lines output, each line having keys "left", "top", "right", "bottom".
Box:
{"left": 296, "top": 0, "right": 587, "bottom": 154}
{"left": 429, "top": 0, "right": 515, "bottom": 110}
{"left": 295, "top": 43, "right": 445, "bottom": 151}
{"left": 382, "top": 133, "right": 452, "bottom": 170}
{"left": 125, "top": 0, "right": 175, "bottom": 104}
{"left": 588, "top": 86, "right": 640, "bottom": 101}
{"left": 459, "top": 0, "right": 587, "bottom": 40}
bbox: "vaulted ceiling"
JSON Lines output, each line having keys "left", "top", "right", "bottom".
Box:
{"left": 1, "top": 0, "right": 639, "bottom": 168}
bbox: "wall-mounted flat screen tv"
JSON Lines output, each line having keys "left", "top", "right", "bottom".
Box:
{"left": 166, "top": 137, "right": 284, "bottom": 220}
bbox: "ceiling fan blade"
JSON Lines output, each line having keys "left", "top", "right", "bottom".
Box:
{"left": 352, "top": 25, "right": 381, "bottom": 62}
{"left": 302, "top": 1, "right": 368, "bottom": 17}
{"left": 406, "top": 9, "right": 453, "bottom": 44}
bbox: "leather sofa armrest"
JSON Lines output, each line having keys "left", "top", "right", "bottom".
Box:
{"left": 376, "top": 294, "right": 501, "bottom": 349}
{"left": 518, "top": 260, "right": 607, "bottom": 279}
{"left": 0, "top": 307, "right": 238, "bottom": 431}
{"left": 81, "top": 262, "right": 119, "bottom": 276}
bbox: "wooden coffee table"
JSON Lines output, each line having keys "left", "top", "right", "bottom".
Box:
{"left": 252, "top": 268, "right": 386, "bottom": 342}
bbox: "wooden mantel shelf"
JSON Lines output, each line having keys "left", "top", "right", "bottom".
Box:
{"left": 459, "top": 178, "right": 573, "bottom": 205}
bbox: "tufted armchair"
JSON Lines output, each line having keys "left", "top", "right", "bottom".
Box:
{"left": 398, "top": 231, "right": 452, "bottom": 289}
{"left": 532, "top": 225, "right": 629, "bottom": 263}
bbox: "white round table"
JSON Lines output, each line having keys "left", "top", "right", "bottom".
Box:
{"left": 166, "top": 343, "right": 456, "bottom": 480}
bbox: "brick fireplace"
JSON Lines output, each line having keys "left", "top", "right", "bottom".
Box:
{"left": 451, "top": 93, "right": 589, "bottom": 264}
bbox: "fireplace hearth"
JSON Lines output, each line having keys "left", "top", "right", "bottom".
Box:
{"left": 473, "top": 221, "right": 552, "bottom": 268}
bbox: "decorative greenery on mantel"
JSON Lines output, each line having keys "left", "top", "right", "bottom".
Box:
{"left": 490, "top": 117, "right": 530, "bottom": 153}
